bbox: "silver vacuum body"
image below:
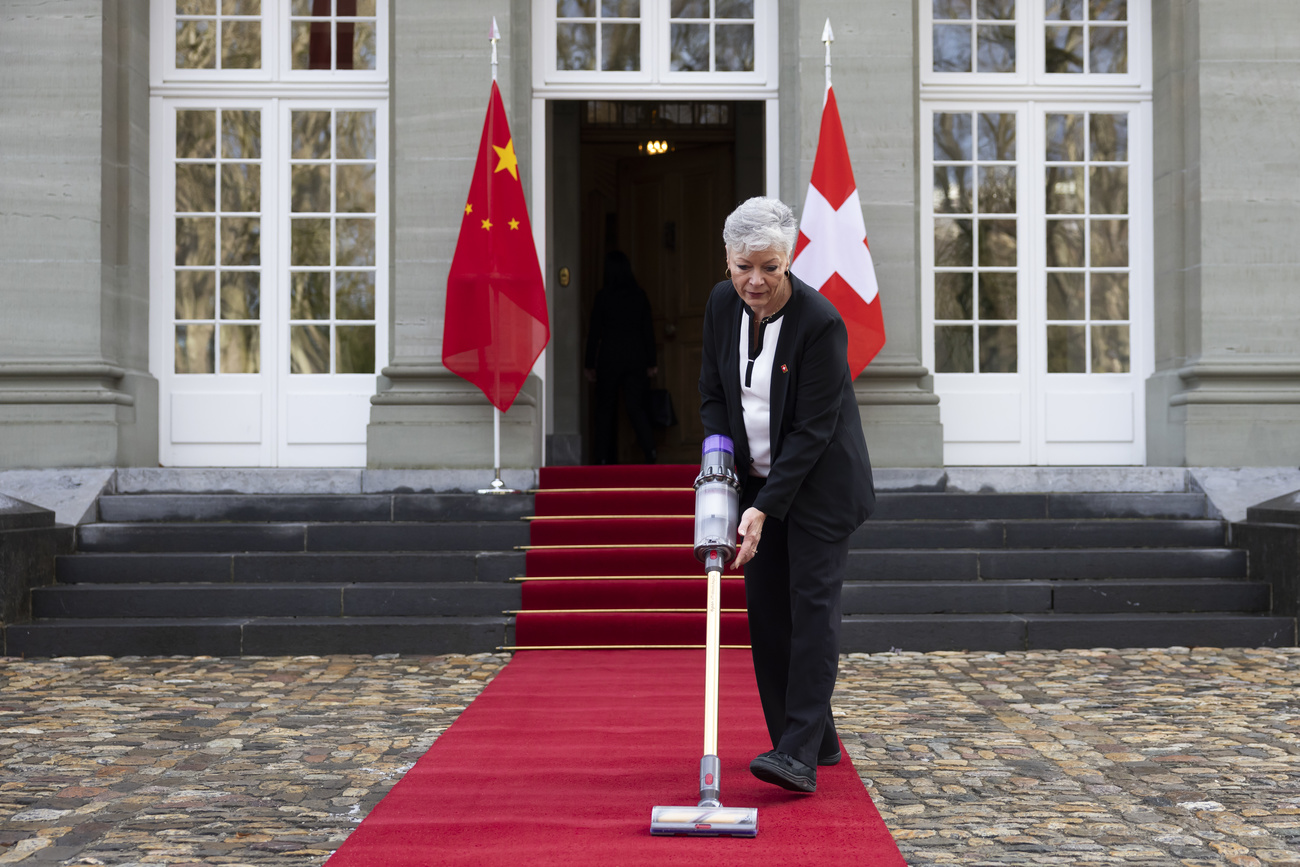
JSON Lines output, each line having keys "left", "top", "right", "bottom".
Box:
{"left": 693, "top": 434, "right": 741, "bottom": 571}
{"left": 650, "top": 435, "right": 757, "bottom": 838}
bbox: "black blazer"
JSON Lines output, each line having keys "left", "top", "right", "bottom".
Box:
{"left": 699, "top": 275, "right": 875, "bottom": 542}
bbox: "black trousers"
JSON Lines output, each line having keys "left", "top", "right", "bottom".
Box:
{"left": 741, "top": 477, "right": 848, "bottom": 768}
{"left": 592, "top": 366, "right": 656, "bottom": 464}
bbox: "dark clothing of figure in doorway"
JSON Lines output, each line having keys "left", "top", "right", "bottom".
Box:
{"left": 585, "top": 251, "right": 658, "bottom": 464}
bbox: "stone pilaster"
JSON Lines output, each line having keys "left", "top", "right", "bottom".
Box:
{"left": 0, "top": 2, "right": 156, "bottom": 468}
{"left": 786, "top": 0, "right": 944, "bottom": 466}
{"left": 1147, "top": 0, "right": 1300, "bottom": 466}
{"left": 367, "top": 0, "right": 544, "bottom": 469}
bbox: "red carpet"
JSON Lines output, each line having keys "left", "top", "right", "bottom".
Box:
{"left": 325, "top": 649, "right": 907, "bottom": 866}
{"left": 516, "top": 465, "right": 743, "bottom": 648}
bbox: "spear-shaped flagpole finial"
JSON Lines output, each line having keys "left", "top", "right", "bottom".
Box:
{"left": 490, "top": 16, "right": 501, "bottom": 82}
{"left": 822, "top": 18, "right": 834, "bottom": 98}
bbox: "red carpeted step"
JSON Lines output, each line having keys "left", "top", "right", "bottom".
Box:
{"left": 521, "top": 577, "right": 747, "bottom": 611}
{"left": 532, "top": 488, "right": 694, "bottom": 517}
{"left": 529, "top": 517, "right": 693, "bottom": 546}
{"left": 513, "top": 611, "right": 751, "bottom": 647}
{"left": 525, "top": 546, "right": 744, "bottom": 578}
{"left": 539, "top": 464, "right": 698, "bottom": 489}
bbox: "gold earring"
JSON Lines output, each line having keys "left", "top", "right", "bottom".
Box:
{"left": 725, "top": 268, "right": 732, "bottom": 278}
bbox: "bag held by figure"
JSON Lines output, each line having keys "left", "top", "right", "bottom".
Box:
{"left": 648, "top": 388, "right": 677, "bottom": 428}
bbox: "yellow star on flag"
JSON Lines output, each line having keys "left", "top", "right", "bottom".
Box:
{"left": 465, "top": 203, "right": 473, "bottom": 215}
{"left": 509, "top": 218, "right": 520, "bottom": 230}
{"left": 493, "top": 139, "right": 519, "bottom": 180}
{"left": 481, "top": 218, "right": 493, "bottom": 230}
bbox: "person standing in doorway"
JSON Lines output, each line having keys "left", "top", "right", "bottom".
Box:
{"left": 585, "top": 250, "right": 659, "bottom": 464}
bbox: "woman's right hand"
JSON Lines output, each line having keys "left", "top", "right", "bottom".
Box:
{"left": 733, "top": 507, "right": 767, "bottom": 568}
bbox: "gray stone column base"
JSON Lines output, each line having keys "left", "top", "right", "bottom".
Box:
{"left": 854, "top": 360, "right": 944, "bottom": 468}
{"left": 1147, "top": 362, "right": 1300, "bottom": 466}
{"left": 0, "top": 365, "right": 158, "bottom": 468}
{"left": 366, "top": 364, "right": 543, "bottom": 470}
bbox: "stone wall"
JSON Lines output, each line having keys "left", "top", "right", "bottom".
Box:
{"left": 0, "top": 1, "right": 156, "bottom": 468}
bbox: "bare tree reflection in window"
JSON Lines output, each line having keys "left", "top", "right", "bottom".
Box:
{"left": 978, "top": 113, "right": 1015, "bottom": 161}
{"left": 1045, "top": 25, "right": 1083, "bottom": 72}
{"left": 291, "top": 324, "right": 330, "bottom": 374}
{"left": 176, "top": 324, "right": 215, "bottom": 374}
{"left": 558, "top": 23, "right": 597, "bottom": 70}
{"left": 602, "top": 23, "right": 640, "bottom": 71}
{"left": 934, "top": 113, "right": 973, "bottom": 161}
{"left": 1091, "top": 324, "right": 1129, "bottom": 372}
{"left": 976, "top": 25, "right": 1015, "bottom": 73}
{"left": 177, "top": 19, "right": 217, "bottom": 68}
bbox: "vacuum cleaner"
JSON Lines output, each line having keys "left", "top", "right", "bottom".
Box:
{"left": 650, "top": 435, "right": 759, "bottom": 837}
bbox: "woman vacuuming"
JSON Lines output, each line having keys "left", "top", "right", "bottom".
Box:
{"left": 699, "top": 196, "right": 876, "bottom": 793}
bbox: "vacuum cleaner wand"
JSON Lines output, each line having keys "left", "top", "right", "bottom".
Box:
{"left": 650, "top": 436, "right": 758, "bottom": 837}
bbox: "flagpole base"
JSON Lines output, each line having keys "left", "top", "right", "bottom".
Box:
{"left": 477, "top": 474, "right": 522, "bottom": 495}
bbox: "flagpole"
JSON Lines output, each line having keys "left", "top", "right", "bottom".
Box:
{"left": 822, "top": 18, "right": 834, "bottom": 103}
{"left": 479, "top": 15, "right": 518, "bottom": 496}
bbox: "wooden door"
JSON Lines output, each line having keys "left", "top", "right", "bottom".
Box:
{"left": 617, "top": 144, "right": 735, "bottom": 464}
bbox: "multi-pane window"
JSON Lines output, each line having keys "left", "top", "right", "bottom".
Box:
{"left": 1045, "top": 111, "right": 1130, "bottom": 373}
{"left": 556, "top": 1, "right": 642, "bottom": 71}
{"left": 290, "top": 0, "right": 378, "bottom": 71}
{"left": 1045, "top": 0, "right": 1127, "bottom": 74}
{"left": 174, "top": 109, "right": 262, "bottom": 375}
{"left": 176, "top": 0, "right": 262, "bottom": 70}
{"left": 288, "top": 109, "right": 378, "bottom": 375}
{"left": 669, "top": 0, "right": 755, "bottom": 73}
{"left": 932, "top": 0, "right": 1017, "bottom": 74}
{"left": 545, "top": 0, "right": 768, "bottom": 83}
{"left": 933, "top": 112, "right": 1019, "bottom": 374}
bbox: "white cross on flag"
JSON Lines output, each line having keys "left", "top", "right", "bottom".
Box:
{"left": 791, "top": 85, "right": 886, "bottom": 378}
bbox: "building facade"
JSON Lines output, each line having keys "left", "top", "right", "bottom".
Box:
{"left": 1, "top": 0, "right": 1298, "bottom": 471}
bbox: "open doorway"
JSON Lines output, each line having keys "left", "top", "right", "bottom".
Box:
{"left": 572, "top": 100, "right": 764, "bottom": 465}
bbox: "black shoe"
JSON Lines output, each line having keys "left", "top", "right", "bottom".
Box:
{"left": 749, "top": 750, "right": 816, "bottom": 793}
{"left": 817, "top": 749, "right": 842, "bottom": 766}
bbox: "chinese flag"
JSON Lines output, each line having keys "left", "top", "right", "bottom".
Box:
{"left": 443, "top": 81, "right": 550, "bottom": 412}
{"left": 790, "top": 86, "right": 886, "bottom": 379}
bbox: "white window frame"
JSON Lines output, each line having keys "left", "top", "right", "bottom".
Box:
{"left": 921, "top": 0, "right": 1150, "bottom": 90}
{"left": 150, "top": 0, "right": 389, "bottom": 467}
{"left": 536, "top": 0, "right": 778, "bottom": 96}
{"left": 920, "top": 1, "right": 1152, "bottom": 466}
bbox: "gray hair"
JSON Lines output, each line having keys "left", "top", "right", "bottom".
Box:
{"left": 722, "top": 196, "right": 798, "bottom": 258}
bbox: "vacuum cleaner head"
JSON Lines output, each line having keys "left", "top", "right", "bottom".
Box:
{"left": 650, "top": 805, "right": 759, "bottom": 837}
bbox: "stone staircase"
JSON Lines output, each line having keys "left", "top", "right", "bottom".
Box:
{"left": 2, "top": 485, "right": 1294, "bottom": 657}
{"left": 4, "top": 493, "right": 530, "bottom": 657}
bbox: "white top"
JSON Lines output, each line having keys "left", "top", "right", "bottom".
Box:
{"left": 739, "top": 309, "right": 784, "bottom": 478}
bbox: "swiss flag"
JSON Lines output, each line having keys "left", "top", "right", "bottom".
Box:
{"left": 443, "top": 81, "right": 550, "bottom": 412}
{"left": 791, "top": 86, "right": 886, "bottom": 379}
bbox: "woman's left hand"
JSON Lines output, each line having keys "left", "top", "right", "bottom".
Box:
{"left": 733, "top": 507, "right": 767, "bottom": 568}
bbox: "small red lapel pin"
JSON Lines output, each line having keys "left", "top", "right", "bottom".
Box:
{"left": 781, "top": 364, "right": 788, "bottom": 373}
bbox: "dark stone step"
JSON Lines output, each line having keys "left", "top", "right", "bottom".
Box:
{"left": 839, "top": 579, "right": 1269, "bottom": 615}
{"left": 839, "top": 613, "right": 1296, "bottom": 653}
{"left": 75, "top": 522, "right": 528, "bottom": 553}
{"left": 96, "top": 493, "right": 535, "bottom": 523}
{"left": 30, "top": 582, "right": 521, "bottom": 619}
{"left": 841, "top": 581, "right": 1052, "bottom": 614}
{"left": 2, "top": 616, "right": 509, "bottom": 658}
{"left": 843, "top": 548, "right": 1245, "bottom": 581}
{"left": 1021, "top": 613, "right": 1296, "bottom": 650}
{"left": 977, "top": 548, "right": 1246, "bottom": 580}
{"left": 848, "top": 519, "right": 1226, "bottom": 549}
{"left": 1044, "top": 493, "right": 1210, "bottom": 520}
{"left": 98, "top": 494, "right": 393, "bottom": 523}
{"left": 56, "top": 551, "right": 524, "bottom": 584}
{"left": 866, "top": 492, "right": 1210, "bottom": 521}
{"left": 1051, "top": 580, "right": 1269, "bottom": 614}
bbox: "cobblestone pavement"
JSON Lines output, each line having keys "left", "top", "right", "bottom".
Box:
{"left": 0, "top": 648, "right": 1297, "bottom": 866}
